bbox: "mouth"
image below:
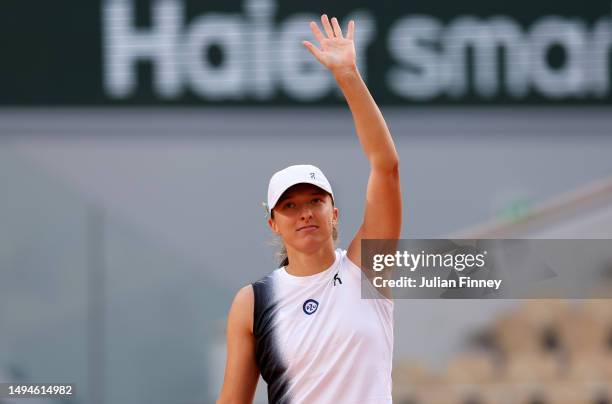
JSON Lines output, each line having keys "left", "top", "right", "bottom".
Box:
{"left": 297, "top": 225, "right": 319, "bottom": 232}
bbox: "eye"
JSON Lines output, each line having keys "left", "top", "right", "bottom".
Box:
{"left": 312, "top": 198, "right": 323, "bottom": 204}
{"left": 283, "top": 202, "right": 296, "bottom": 209}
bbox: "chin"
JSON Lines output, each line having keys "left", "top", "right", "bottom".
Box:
{"left": 290, "top": 235, "right": 333, "bottom": 254}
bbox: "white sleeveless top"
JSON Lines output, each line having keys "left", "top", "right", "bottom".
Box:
{"left": 252, "top": 248, "right": 393, "bottom": 404}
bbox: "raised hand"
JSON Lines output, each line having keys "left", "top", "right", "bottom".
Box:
{"left": 303, "top": 15, "right": 357, "bottom": 76}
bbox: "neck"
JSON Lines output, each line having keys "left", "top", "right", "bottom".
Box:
{"left": 284, "top": 242, "right": 336, "bottom": 277}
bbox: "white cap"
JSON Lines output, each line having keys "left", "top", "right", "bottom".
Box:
{"left": 267, "top": 164, "right": 334, "bottom": 211}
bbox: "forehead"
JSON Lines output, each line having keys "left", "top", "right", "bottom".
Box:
{"left": 278, "top": 183, "right": 329, "bottom": 201}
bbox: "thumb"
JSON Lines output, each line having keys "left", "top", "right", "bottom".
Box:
{"left": 302, "top": 41, "right": 326, "bottom": 65}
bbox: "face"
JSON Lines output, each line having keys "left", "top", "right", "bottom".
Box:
{"left": 268, "top": 183, "right": 338, "bottom": 254}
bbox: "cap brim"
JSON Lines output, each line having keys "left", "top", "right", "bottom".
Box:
{"left": 269, "top": 181, "right": 333, "bottom": 210}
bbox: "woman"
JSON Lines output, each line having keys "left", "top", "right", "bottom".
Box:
{"left": 217, "top": 14, "right": 401, "bottom": 404}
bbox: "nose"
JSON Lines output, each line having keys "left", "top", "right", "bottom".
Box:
{"left": 299, "top": 202, "right": 314, "bottom": 220}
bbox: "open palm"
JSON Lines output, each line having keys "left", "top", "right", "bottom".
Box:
{"left": 303, "top": 15, "right": 356, "bottom": 75}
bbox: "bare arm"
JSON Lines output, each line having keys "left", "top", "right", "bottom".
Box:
{"left": 217, "top": 285, "right": 260, "bottom": 404}
{"left": 303, "top": 15, "right": 402, "bottom": 296}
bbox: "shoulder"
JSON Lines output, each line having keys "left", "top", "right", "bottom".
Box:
{"left": 337, "top": 248, "right": 359, "bottom": 272}
{"left": 228, "top": 285, "right": 254, "bottom": 334}
{"left": 338, "top": 248, "right": 394, "bottom": 302}
{"left": 233, "top": 284, "right": 254, "bottom": 307}
{"left": 334, "top": 248, "right": 363, "bottom": 280}
{"left": 251, "top": 271, "right": 278, "bottom": 300}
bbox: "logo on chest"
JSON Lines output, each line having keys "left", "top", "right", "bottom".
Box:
{"left": 333, "top": 272, "right": 342, "bottom": 286}
{"left": 302, "top": 299, "right": 319, "bottom": 315}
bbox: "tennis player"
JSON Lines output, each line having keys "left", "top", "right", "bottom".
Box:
{"left": 217, "top": 14, "right": 402, "bottom": 404}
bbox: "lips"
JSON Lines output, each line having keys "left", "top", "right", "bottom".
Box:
{"left": 297, "top": 225, "right": 319, "bottom": 231}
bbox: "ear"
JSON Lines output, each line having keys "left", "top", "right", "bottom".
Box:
{"left": 268, "top": 217, "right": 280, "bottom": 235}
{"left": 332, "top": 207, "right": 339, "bottom": 226}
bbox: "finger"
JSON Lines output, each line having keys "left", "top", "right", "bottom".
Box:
{"left": 331, "top": 17, "right": 343, "bottom": 38}
{"left": 347, "top": 20, "right": 355, "bottom": 40}
{"left": 302, "top": 41, "right": 326, "bottom": 65}
{"left": 321, "top": 14, "right": 335, "bottom": 38}
{"left": 309, "top": 21, "right": 325, "bottom": 44}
